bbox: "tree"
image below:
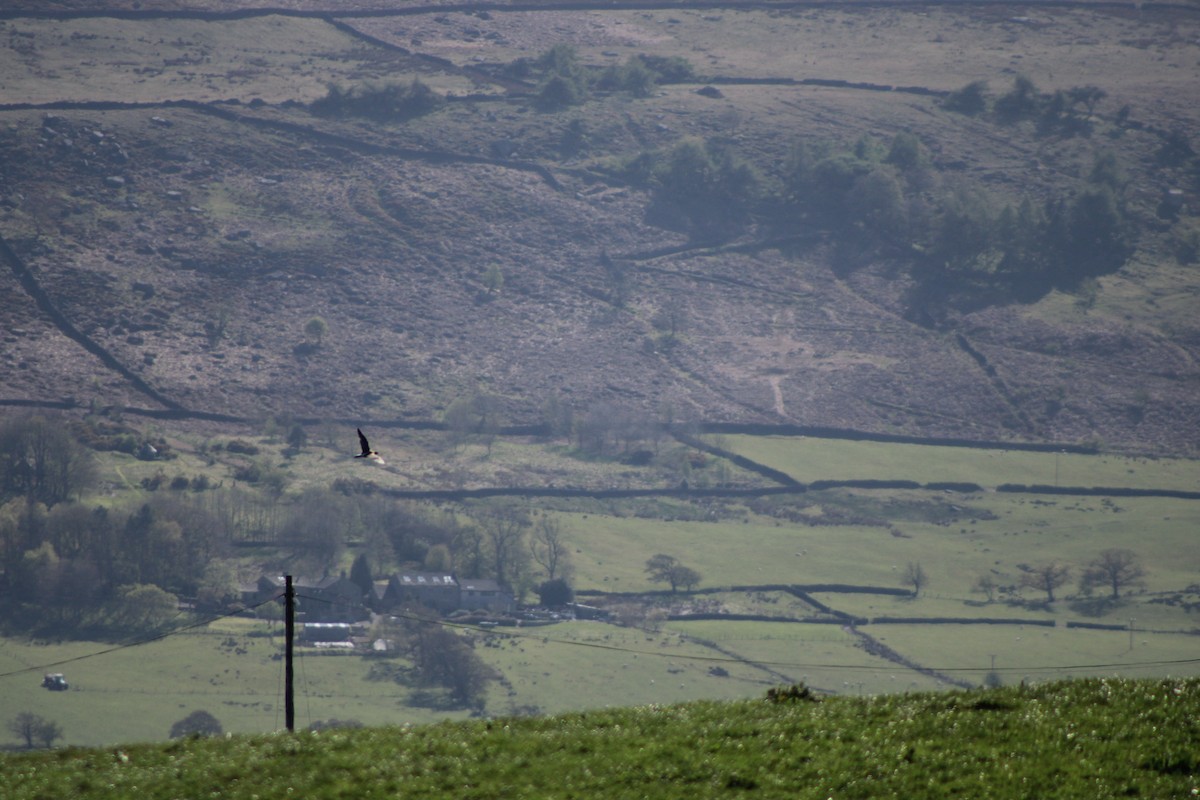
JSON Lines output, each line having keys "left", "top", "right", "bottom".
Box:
{"left": 1080, "top": 549, "right": 1145, "bottom": 599}
{"left": 9, "top": 712, "right": 42, "bottom": 748}
{"left": 0, "top": 414, "right": 95, "bottom": 507}
{"left": 537, "top": 73, "right": 586, "bottom": 110}
{"left": 409, "top": 623, "right": 494, "bottom": 709}
{"left": 283, "top": 488, "right": 349, "bottom": 574}
{"left": 34, "top": 718, "right": 63, "bottom": 749}
{"left": 885, "top": 131, "right": 927, "bottom": 171}
{"left": 903, "top": 562, "right": 928, "bottom": 597}
{"left": 994, "top": 75, "right": 1041, "bottom": 122}
{"left": 534, "top": 45, "right": 589, "bottom": 110}
{"left": 529, "top": 515, "right": 572, "bottom": 582}
{"left": 971, "top": 574, "right": 998, "bottom": 603}
{"left": 1068, "top": 85, "right": 1107, "bottom": 117}
{"left": 285, "top": 424, "right": 308, "bottom": 453}
{"left": 482, "top": 264, "right": 504, "bottom": 294}
{"left": 108, "top": 583, "right": 178, "bottom": 632}
{"left": 443, "top": 393, "right": 503, "bottom": 454}
{"left": 349, "top": 552, "right": 374, "bottom": 599}
{"left": 1045, "top": 186, "right": 1134, "bottom": 287}
{"left": 169, "top": 710, "right": 223, "bottom": 739}
{"left": 537, "top": 578, "right": 574, "bottom": 607}
{"left": 645, "top": 554, "right": 701, "bottom": 593}
{"left": 304, "top": 316, "right": 328, "bottom": 346}
{"left": 8, "top": 712, "right": 63, "bottom": 749}
{"left": 1019, "top": 562, "right": 1071, "bottom": 603}
{"left": 651, "top": 294, "right": 688, "bottom": 342}
{"left": 653, "top": 138, "right": 762, "bottom": 232}
{"left": 475, "top": 505, "right": 530, "bottom": 592}
{"left": 943, "top": 80, "right": 989, "bottom": 115}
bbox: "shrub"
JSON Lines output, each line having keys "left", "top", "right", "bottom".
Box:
{"left": 304, "top": 316, "right": 328, "bottom": 346}
{"left": 537, "top": 74, "right": 586, "bottom": 110}
{"left": 169, "top": 710, "right": 223, "bottom": 739}
{"left": 533, "top": 45, "right": 590, "bottom": 110}
{"left": 766, "top": 683, "right": 818, "bottom": 703}
{"left": 1172, "top": 223, "right": 1200, "bottom": 264}
{"left": 650, "top": 138, "right": 763, "bottom": 232}
{"left": 537, "top": 579, "right": 574, "bottom": 607}
{"left": 310, "top": 79, "right": 443, "bottom": 122}
{"left": 994, "top": 75, "right": 1042, "bottom": 122}
{"left": 943, "top": 80, "right": 989, "bottom": 115}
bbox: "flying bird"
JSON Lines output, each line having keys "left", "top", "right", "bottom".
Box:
{"left": 355, "top": 428, "right": 385, "bottom": 465}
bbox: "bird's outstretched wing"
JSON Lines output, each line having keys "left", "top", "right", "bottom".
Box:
{"left": 355, "top": 428, "right": 385, "bottom": 464}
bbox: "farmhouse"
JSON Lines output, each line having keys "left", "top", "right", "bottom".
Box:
{"left": 459, "top": 578, "right": 516, "bottom": 613}
{"left": 244, "top": 571, "right": 517, "bottom": 618}
{"left": 381, "top": 571, "right": 460, "bottom": 613}
{"left": 241, "top": 574, "right": 368, "bottom": 622}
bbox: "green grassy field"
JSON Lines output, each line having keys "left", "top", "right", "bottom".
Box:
{"left": 2, "top": 679, "right": 1197, "bottom": 800}
{"left": 0, "top": 618, "right": 473, "bottom": 748}
{"left": 717, "top": 434, "right": 1200, "bottom": 490}
{"left": 868, "top": 624, "right": 1200, "bottom": 683}
{"left": 477, "top": 621, "right": 776, "bottom": 716}
{"left": 5, "top": 433, "right": 1198, "bottom": 749}
{"left": 664, "top": 619, "right": 948, "bottom": 695}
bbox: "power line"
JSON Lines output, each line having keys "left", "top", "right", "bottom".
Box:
{"left": 3, "top": 596, "right": 1196, "bottom": 688}
{"left": 0, "top": 596, "right": 278, "bottom": 681}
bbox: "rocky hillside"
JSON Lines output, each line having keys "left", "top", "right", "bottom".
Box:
{"left": 1, "top": 1, "right": 1198, "bottom": 454}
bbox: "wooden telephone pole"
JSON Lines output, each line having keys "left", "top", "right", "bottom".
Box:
{"left": 285, "top": 575, "right": 295, "bottom": 733}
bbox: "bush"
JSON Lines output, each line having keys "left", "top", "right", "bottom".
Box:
{"left": 537, "top": 74, "right": 586, "bottom": 110}
{"left": 537, "top": 579, "right": 574, "bottom": 607}
{"left": 310, "top": 79, "right": 443, "bottom": 122}
{"left": 597, "top": 59, "right": 656, "bottom": 97}
{"left": 1172, "top": 223, "right": 1200, "bottom": 264}
{"left": 943, "top": 80, "right": 989, "bottom": 115}
{"left": 533, "top": 45, "right": 590, "bottom": 110}
{"left": 169, "top": 710, "right": 223, "bottom": 739}
{"left": 994, "top": 75, "right": 1042, "bottom": 122}
{"left": 649, "top": 138, "right": 763, "bottom": 232}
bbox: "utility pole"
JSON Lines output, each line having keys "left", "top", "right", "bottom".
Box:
{"left": 285, "top": 575, "right": 295, "bottom": 733}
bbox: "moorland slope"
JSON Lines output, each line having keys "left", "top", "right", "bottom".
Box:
{"left": 1, "top": 1, "right": 1198, "bottom": 455}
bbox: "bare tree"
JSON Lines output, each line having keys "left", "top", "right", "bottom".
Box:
{"left": 971, "top": 574, "right": 998, "bottom": 603}
{"left": 283, "top": 488, "right": 349, "bottom": 574}
{"left": 34, "top": 718, "right": 63, "bottom": 749}
{"left": 529, "top": 515, "right": 573, "bottom": 582}
{"left": 476, "top": 505, "right": 530, "bottom": 590}
{"left": 903, "top": 562, "right": 928, "bottom": 597}
{"left": 1020, "top": 562, "right": 1071, "bottom": 603}
{"left": 443, "top": 393, "right": 503, "bottom": 454}
{"left": 9, "top": 712, "right": 38, "bottom": 748}
{"left": 651, "top": 294, "right": 688, "bottom": 341}
{"left": 9, "top": 712, "right": 51, "bottom": 749}
{"left": 1080, "top": 548, "right": 1145, "bottom": 599}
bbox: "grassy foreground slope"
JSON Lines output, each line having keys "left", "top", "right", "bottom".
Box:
{"left": 2, "top": 679, "right": 1197, "bottom": 799}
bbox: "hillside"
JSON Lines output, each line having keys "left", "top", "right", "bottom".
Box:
{"left": 2, "top": 679, "right": 1198, "bottom": 799}
{"left": 0, "top": 1, "right": 1198, "bottom": 455}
